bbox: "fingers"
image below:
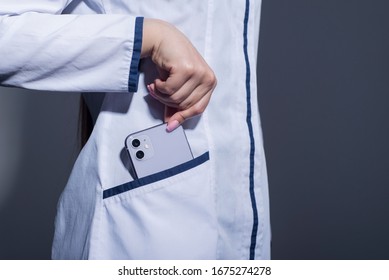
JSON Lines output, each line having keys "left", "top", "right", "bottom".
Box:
{"left": 149, "top": 81, "right": 197, "bottom": 108}
{"left": 148, "top": 66, "right": 216, "bottom": 109}
{"left": 163, "top": 88, "right": 213, "bottom": 132}
{"left": 154, "top": 62, "right": 195, "bottom": 95}
{"left": 168, "top": 93, "right": 212, "bottom": 130}
{"left": 148, "top": 78, "right": 215, "bottom": 131}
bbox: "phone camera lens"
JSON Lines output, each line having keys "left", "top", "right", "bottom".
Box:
{"left": 136, "top": 150, "right": 145, "bottom": 160}
{"left": 132, "top": 139, "right": 141, "bottom": 148}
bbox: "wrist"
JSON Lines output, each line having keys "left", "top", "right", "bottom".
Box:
{"left": 141, "top": 18, "right": 168, "bottom": 58}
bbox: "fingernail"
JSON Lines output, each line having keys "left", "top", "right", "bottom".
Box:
{"left": 166, "top": 120, "right": 180, "bottom": 132}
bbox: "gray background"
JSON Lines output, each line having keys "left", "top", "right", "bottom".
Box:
{"left": 1, "top": 0, "right": 388, "bottom": 259}
{"left": 258, "top": 0, "right": 389, "bottom": 259}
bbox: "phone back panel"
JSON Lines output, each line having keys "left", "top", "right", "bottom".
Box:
{"left": 125, "top": 123, "right": 193, "bottom": 178}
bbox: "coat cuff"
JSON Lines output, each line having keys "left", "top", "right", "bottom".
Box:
{"left": 128, "top": 17, "right": 143, "bottom": 92}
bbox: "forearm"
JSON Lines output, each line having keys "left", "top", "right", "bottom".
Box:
{"left": 0, "top": 13, "right": 141, "bottom": 92}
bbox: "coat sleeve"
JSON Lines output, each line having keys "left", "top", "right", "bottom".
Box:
{"left": 0, "top": 0, "right": 143, "bottom": 92}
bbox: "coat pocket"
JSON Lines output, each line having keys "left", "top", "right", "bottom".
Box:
{"left": 94, "top": 152, "right": 218, "bottom": 259}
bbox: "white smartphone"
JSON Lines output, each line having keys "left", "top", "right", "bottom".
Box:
{"left": 125, "top": 123, "right": 193, "bottom": 179}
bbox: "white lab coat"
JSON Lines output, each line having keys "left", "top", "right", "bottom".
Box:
{"left": 0, "top": 0, "right": 271, "bottom": 259}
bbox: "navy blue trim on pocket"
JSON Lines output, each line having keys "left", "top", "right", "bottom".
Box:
{"left": 103, "top": 152, "right": 210, "bottom": 199}
{"left": 128, "top": 17, "right": 143, "bottom": 92}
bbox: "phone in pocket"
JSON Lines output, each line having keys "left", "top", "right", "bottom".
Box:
{"left": 125, "top": 123, "right": 193, "bottom": 179}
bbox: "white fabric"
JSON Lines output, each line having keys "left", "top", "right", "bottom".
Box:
{"left": 0, "top": 0, "right": 271, "bottom": 259}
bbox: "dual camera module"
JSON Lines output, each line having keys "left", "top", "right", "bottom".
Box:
{"left": 127, "top": 134, "right": 154, "bottom": 162}
{"left": 131, "top": 139, "right": 145, "bottom": 159}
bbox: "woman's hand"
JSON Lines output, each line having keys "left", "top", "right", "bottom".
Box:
{"left": 141, "top": 19, "right": 217, "bottom": 131}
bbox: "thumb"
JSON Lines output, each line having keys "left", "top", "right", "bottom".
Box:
{"left": 165, "top": 106, "right": 186, "bottom": 132}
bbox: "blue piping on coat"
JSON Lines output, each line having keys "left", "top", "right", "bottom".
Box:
{"left": 243, "top": 0, "right": 259, "bottom": 260}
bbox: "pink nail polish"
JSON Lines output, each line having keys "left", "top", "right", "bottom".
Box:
{"left": 166, "top": 120, "right": 180, "bottom": 132}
